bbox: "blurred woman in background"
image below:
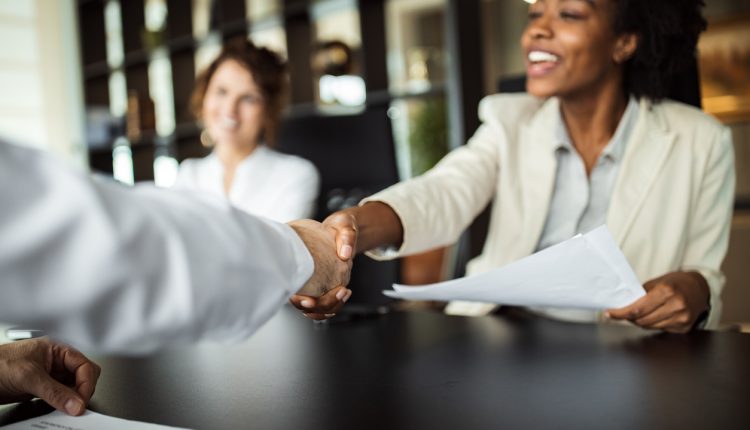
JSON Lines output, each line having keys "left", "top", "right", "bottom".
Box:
{"left": 175, "top": 40, "right": 319, "bottom": 223}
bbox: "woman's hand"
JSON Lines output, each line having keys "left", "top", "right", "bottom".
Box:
{"left": 606, "top": 271, "right": 711, "bottom": 333}
{"left": 0, "top": 338, "right": 101, "bottom": 416}
{"left": 324, "top": 211, "right": 359, "bottom": 261}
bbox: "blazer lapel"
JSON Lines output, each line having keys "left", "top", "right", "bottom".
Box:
{"left": 608, "top": 100, "right": 677, "bottom": 244}
{"left": 519, "top": 100, "right": 558, "bottom": 256}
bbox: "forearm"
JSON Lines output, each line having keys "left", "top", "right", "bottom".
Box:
{"left": 345, "top": 202, "right": 404, "bottom": 253}
{"left": 0, "top": 141, "right": 313, "bottom": 352}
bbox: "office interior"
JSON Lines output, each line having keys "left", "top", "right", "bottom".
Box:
{"left": 1, "top": 0, "right": 749, "bottom": 328}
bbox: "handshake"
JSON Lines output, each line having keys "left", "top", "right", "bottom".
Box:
{"left": 287, "top": 212, "right": 360, "bottom": 320}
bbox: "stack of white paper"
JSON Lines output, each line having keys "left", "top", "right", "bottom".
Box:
{"left": 383, "top": 225, "right": 645, "bottom": 309}
{"left": 0, "top": 410, "right": 190, "bottom": 430}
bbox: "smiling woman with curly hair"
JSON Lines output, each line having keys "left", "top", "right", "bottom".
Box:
{"left": 290, "top": 0, "right": 736, "bottom": 333}
{"left": 174, "top": 39, "right": 320, "bottom": 223}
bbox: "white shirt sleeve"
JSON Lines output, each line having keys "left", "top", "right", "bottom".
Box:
{"left": 266, "top": 159, "right": 321, "bottom": 222}
{"left": 0, "top": 140, "right": 314, "bottom": 353}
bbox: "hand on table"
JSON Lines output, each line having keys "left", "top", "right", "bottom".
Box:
{"left": 288, "top": 219, "right": 354, "bottom": 320}
{"left": 606, "top": 271, "right": 710, "bottom": 333}
{"left": 0, "top": 337, "right": 101, "bottom": 416}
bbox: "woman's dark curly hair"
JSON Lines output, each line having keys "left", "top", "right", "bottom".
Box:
{"left": 191, "top": 39, "right": 288, "bottom": 146}
{"left": 613, "top": 0, "right": 707, "bottom": 101}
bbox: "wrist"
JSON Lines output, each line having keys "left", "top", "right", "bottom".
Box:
{"left": 349, "top": 202, "right": 404, "bottom": 252}
{"left": 685, "top": 270, "right": 711, "bottom": 330}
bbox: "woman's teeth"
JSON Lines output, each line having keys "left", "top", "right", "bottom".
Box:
{"left": 528, "top": 50, "right": 560, "bottom": 63}
{"left": 220, "top": 118, "right": 238, "bottom": 130}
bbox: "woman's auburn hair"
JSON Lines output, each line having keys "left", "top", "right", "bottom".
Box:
{"left": 614, "top": 0, "right": 707, "bottom": 101}
{"left": 191, "top": 38, "right": 288, "bottom": 147}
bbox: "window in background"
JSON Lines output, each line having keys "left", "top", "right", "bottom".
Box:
{"left": 312, "top": 0, "right": 366, "bottom": 107}
{"left": 104, "top": 0, "right": 124, "bottom": 68}
{"left": 145, "top": 0, "right": 177, "bottom": 186}
{"left": 248, "top": 13, "right": 288, "bottom": 58}
{"left": 384, "top": 0, "right": 448, "bottom": 180}
{"left": 385, "top": 0, "right": 446, "bottom": 95}
{"left": 103, "top": 0, "right": 131, "bottom": 180}
{"left": 248, "top": 4, "right": 287, "bottom": 58}
{"left": 480, "top": 0, "right": 528, "bottom": 95}
{"left": 148, "top": 48, "right": 176, "bottom": 137}
{"left": 145, "top": 0, "right": 167, "bottom": 32}
{"left": 194, "top": 32, "right": 222, "bottom": 74}
{"left": 191, "top": 0, "right": 212, "bottom": 40}
{"left": 0, "top": 2, "right": 46, "bottom": 147}
{"left": 246, "top": 0, "right": 280, "bottom": 22}
{"left": 249, "top": 24, "right": 287, "bottom": 57}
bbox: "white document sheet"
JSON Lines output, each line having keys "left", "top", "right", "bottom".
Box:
{"left": 0, "top": 410, "right": 190, "bottom": 430}
{"left": 383, "top": 225, "right": 645, "bottom": 309}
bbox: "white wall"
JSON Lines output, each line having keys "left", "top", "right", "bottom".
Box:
{"left": 0, "top": 0, "right": 86, "bottom": 168}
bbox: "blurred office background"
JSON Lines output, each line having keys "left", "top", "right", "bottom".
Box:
{"left": 0, "top": 0, "right": 748, "bottom": 326}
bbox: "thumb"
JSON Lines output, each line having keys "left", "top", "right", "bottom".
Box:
{"left": 25, "top": 372, "right": 86, "bottom": 416}
{"left": 335, "top": 226, "right": 357, "bottom": 260}
{"left": 327, "top": 213, "right": 357, "bottom": 260}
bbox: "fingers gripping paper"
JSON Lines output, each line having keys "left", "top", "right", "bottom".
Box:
{"left": 383, "top": 226, "right": 645, "bottom": 309}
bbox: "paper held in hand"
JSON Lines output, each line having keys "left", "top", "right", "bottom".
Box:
{"left": 383, "top": 225, "right": 645, "bottom": 309}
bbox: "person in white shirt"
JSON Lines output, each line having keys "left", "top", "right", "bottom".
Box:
{"left": 0, "top": 138, "right": 350, "bottom": 415}
{"left": 174, "top": 40, "right": 320, "bottom": 223}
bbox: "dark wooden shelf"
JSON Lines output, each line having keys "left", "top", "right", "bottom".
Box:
{"left": 76, "top": 0, "right": 404, "bottom": 181}
{"left": 77, "top": 0, "right": 104, "bottom": 6}
{"left": 83, "top": 61, "right": 112, "bottom": 80}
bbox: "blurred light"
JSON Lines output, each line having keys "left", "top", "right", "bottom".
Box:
{"left": 108, "top": 71, "right": 127, "bottom": 117}
{"left": 112, "top": 138, "right": 134, "bottom": 185}
{"left": 153, "top": 155, "right": 179, "bottom": 187}
{"left": 318, "top": 75, "right": 366, "bottom": 106}
{"left": 524, "top": 0, "right": 536, "bottom": 4}
{"left": 145, "top": 0, "right": 167, "bottom": 32}
{"left": 104, "top": 0, "right": 124, "bottom": 68}
{"left": 148, "top": 48, "right": 176, "bottom": 136}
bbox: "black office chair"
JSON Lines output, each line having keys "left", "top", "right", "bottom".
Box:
{"left": 277, "top": 107, "right": 400, "bottom": 309}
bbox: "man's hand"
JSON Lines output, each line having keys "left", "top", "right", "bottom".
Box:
{"left": 0, "top": 338, "right": 101, "bottom": 416}
{"left": 606, "top": 271, "right": 711, "bottom": 333}
{"left": 288, "top": 220, "right": 353, "bottom": 319}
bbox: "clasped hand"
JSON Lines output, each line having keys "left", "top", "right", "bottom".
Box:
{"left": 288, "top": 216, "right": 357, "bottom": 320}
{"left": 288, "top": 214, "right": 357, "bottom": 320}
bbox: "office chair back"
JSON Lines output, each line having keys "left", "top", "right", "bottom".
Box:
{"left": 277, "top": 107, "right": 400, "bottom": 307}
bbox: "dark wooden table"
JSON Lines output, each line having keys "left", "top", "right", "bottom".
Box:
{"left": 2, "top": 306, "right": 749, "bottom": 429}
